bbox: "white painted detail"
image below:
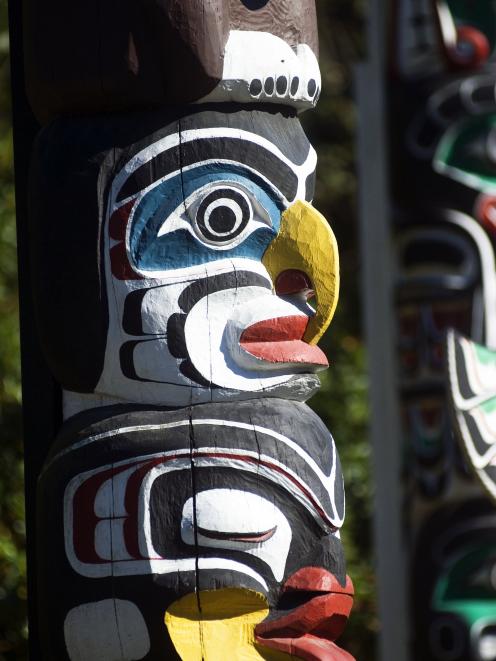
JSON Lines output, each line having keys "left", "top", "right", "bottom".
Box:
{"left": 460, "top": 336, "right": 496, "bottom": 398}
{"left": 184, "top": 285, "right": 320, "bottom": 390}
{"left": 471, "top": 618, "right": 496, "bottom": 661}
{"left": 64, "top": 599, "right": 150, "bottom": 661}
{"left": 61, "top": 422, "right": 343, "bottom": 579}
{"left": 447, "top": 331, "right": 496, "bottom": 475}
{"left": 94, "top": 519, "right": 132, "bottom": 562}
{"left": 445, "top": 210, "right": 496, "bottom": 348}
{"left": 199, "top": 31, "right": 321, "bottom": 111}
{"left": 478, "top": 634, "right": 496, "bottom": 661}
{"left": 181, "top": 489, "right": 291, "bottom": 581}
{"left": 131, "top": 339, "right": 188, "bottom": 383}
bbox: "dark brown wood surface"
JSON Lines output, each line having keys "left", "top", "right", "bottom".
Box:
{"left": 23, "top": 0, "right": 228, "bottom": 122}
{"left": 229, "top": 0, "right": 318, "bottom": 54}
{"left": 23, "top": 0, "right": 318, "bottom": 123}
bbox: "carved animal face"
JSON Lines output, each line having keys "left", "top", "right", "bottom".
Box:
{"left": 25, "top": 0, "right": 320, "bottom": 120}
{"left": 95, "top": 109, "right": 339, "bottom": 407}
{"left": 37, "top": 399, "right": 352, "bottom": 660}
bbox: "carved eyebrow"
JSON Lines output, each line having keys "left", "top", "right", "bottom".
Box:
{"left": 116, "top": 136, "right": 299, "bottom": 203}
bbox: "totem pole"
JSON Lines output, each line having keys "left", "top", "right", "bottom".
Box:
{"left": 383, "top": 1, "right": 496, "bottom": 659}
{"left": 12, "top": 1, "right": 355, "bottom": 659}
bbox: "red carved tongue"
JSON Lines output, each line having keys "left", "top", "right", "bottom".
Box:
{"left": 255, "top": 569, "right": 355, "bottom": 661}
{"left": 239, "top": 316, "right": 328, "bottom": 367}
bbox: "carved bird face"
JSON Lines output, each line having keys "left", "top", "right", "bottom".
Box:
{"left": 39, "top": 399, "right": 351, "bottom": 660}
{"left": 96, "top": 109, "right": 339, "bottom": 407}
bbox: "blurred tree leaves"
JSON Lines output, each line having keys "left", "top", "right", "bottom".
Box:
{"left": 307, "top": 1, "right": 379, "bottom": 658}
{"left": 0, "top": 0, "right": 27, "bottom": 658}
{"left": 0, "top": 0, "right": 375, "bottom": 659}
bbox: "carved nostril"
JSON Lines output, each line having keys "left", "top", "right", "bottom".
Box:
{"left": 241, "top": 0, "right": 270, "bottom": 9}
{"left": 307, "top": 79, "right": 317, "bottom": 97}
{"left": 276, "top": 76, "right": 288, "bottom": 95}
{"left": 249, "top": 79, "right": 263, "bottom": 97}
{"left": 275, "top": 269, "right": 314, "bottom": 300}
{"left": 264, "top": 77, "right": 275, "bottom": 95}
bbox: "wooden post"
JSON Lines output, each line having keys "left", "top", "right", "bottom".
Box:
{"left": 8, "top": 0, "right": 55, "bottom": 656}
{"left": 10, "top": 2, "right": 357, "bottom": 658}
{"left": 356, "top": 0, "right": 409, "bottom": 658}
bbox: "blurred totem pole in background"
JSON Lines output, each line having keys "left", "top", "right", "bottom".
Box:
{"left": 10, "top": 1, "right": 355, "bottom": 659}
{"left": 389, "top": 1, "right": 496, "bottom": 659}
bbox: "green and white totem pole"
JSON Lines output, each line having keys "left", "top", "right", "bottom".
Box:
{"left": 360, "top": 1, "right": 496, "bottom": 659}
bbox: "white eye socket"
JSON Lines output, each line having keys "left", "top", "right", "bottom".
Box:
{"left": 194, "top": 187, "right": 253, "bottom": 245}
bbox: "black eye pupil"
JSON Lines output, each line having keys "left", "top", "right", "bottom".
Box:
{"left": 196, "top": 188, "right": 252, "bottom": 245}
{"left": 209, "top": 206, "right": 237, "bottom": 234}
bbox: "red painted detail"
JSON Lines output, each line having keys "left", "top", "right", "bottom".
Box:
{"left": 476, "top": 194, "right": 496, "bottom": 237}
{"left": 108, "top": 199, "right": 143, "bottom": 280}
{"left": 72, "top": 463, "right": 139, "bottom": 564}
{"left": 256, "top": 593, "right": 353, "bottom": 640}
{"left": 447, "top": 25, "right": 490, "bottom": 69}
{"left": 110, "top": 243, "right": 144, "bottom": 280}
{"left": 70, "top": 451, "right": 338, "bottom": 569}
{"left": 123, "top": 457, "right": 167, "bottom": 559}
{"left": 282, "top": 568, "right": 354, "bottom": 596}
{"left": 255, "top": 570, "right": 355, "bottom": 661}
{"left": 109, "top": 199, "right": 136, "bottom": 241}
{"left": 255, "top": 591, "right": 353, "bottom": 640}
{"left": 276, "top": 269, "right": 314, "bottom": 298}
{"left": 242, "top": 316, "right": 308, "bottom": 343}
{"left": 240, "top": 316, "right": 328, "bottom": 366}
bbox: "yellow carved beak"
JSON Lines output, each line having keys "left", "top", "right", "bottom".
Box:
{"left": 165, "top": 589, "right": 292, "bottom": 660}
{"left": 262, "top": 200, "right": 340, "bottom": 345}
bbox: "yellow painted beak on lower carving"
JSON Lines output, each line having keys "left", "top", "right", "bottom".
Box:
{"left": 165, "top": 589, "right": 292, "bottom": 660}
{"left": 262, "top": 200, "right": 340, "bottom": 345}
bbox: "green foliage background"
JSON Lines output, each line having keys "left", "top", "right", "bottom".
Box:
{"left": 0, "top": 0, "right": 375, "bottom": 658}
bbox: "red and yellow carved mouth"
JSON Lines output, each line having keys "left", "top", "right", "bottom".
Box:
{"left": 240, "top": 316, "right": 329, "bottom": 367}
{"left": 255, "top": 568, "right": 355, "bottom": 661}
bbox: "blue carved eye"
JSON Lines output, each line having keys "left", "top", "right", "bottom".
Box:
{"left": 153, "top": 178, "right": 276, "bottom": 253}
{"left": 130, "top": 166, "right": 282, "bottom": 271}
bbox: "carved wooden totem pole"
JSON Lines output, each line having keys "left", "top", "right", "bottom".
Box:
{"left": 389, "top": 2, "right": 496, "bottom": 659}
{"left": 14, "top": 1, "right": 355, "bottom": 659}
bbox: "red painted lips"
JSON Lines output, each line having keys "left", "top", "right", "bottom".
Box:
{"left": 239, "top": 316, "right": 329, "bottom": 367}
{"left": 255, "top": 567, "right": 355, "bottom": 661}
